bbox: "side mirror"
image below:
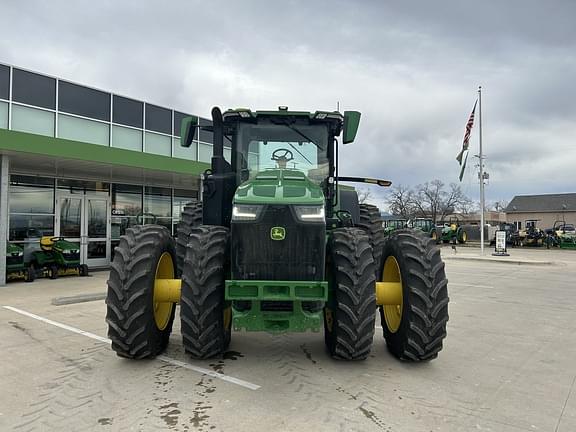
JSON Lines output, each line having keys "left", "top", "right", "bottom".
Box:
{"left": 180, "top": 117, "right": 198, "bottom": 147}
{"left": 343, "top": 111, "right": 361, "bottom": 144}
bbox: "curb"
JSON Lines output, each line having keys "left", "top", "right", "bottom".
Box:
{"left": 442, "top": 256, "right": 560, "bottom": 266}
{"left": 51, "top": 292, "right": 106, "bottom": 306}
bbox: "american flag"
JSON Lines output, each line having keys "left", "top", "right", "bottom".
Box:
{"left": 457, "top": 100, "right": 477, "bottom": 181}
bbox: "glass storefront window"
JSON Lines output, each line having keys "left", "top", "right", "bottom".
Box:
{"left": 144, "top": 186, "right": 171, "bottom": 218}
{"left": 173, "top": 189, "right": 198, "bottom": 221}
{"left": 12, "top": 69, "right": 56, "bottom": 110}
{"left": 113, "top": 95, "right": 143, "bottom": 128}
{"left": 10, "top": 175, "right": 55, "bottom": 214}
{"left": 57, "top": 179, "right": 109, "bottom": 194}
{"left": 58, "top": 81, "right": 110, "bottom": 121}
{"left": 112, "top": 125, "right": 142, "bottom": 151}
{"left": 11, "top": 104, "right": 55, "bottom": 137}
{"left": 58, "top": 196, "right": 82, "bottom": 237}
{"left": 9, "top": 214, "right": 54, "bottom": 241}
{"left": 145, "top": 132, "right": 171, "bottom": 156}
{"left": 111, "top": 184, "right": 142, "bottom": 239}
{"left": 173, "top": 137, "right": 197, "bottom": 160}
{"left": 0, "top": 101, "right": 8, "bottom": 129}
{"left": 198, "top": 143, "right": 212, "bottom": 163}
{"left": 145, "top": 104, "right": 171, "bottom": 135}
{"left": 0, "top": 64, "right": 9, "bottom": 100}
{"left": 58, "top": 114, "right": 109, "bottom": 146}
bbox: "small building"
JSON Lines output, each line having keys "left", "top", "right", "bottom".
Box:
{"left": 505, "top": 193, "right": 576, "bottom": 230}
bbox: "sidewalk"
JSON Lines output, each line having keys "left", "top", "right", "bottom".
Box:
{"left": 440, "top": 244, "right": 575, "bottom": 266}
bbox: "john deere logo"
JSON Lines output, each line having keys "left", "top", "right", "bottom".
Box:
{"left": 271, "top": 227, "right": 286, "bottom": 241}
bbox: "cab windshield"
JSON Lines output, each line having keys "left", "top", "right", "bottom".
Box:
{"left": 235, "top": 122, "right": 329, "bottom": 184}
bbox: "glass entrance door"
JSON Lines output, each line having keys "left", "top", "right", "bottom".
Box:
{"left": 56, "top": 194, "right": 110, "bottom": 268}
{"left": 84, "top": 197, "right": 109, "bottom": 267}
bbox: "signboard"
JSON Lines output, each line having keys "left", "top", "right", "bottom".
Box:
{"left": 111, "top": 209, "right": 125, "bottom": 216}
{"left": 494, "top": 230, "right": 508, "bottom": 255}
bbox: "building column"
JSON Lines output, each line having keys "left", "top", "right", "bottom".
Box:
{"left": 0, "top": 155, "right": 9, "bottom": 286}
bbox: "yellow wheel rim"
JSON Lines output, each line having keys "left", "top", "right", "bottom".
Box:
{"left": 462, "top": 231, "right": 467, "bottom": 242}
{"left": 382, "top": 256, "right": 403, "bottom": 333}
{"left": 432, "top": 231, "right": 437, "bottom": 240}
{"left": 153, "top": 252, "right": 175, "bottom": 331}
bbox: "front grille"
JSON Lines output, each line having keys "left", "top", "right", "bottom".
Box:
{"left": 231, "top": 205, "right": 325, "bottom": 281}
{"left": 261, "top": 301, "right": 293, "bottom": 312}
{"left": 62, "top": 251, "right": 80, "bottom": 261}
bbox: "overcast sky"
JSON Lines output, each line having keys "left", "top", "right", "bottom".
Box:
{"left": 1, "top": 0, "right": 575, "bottom": 210}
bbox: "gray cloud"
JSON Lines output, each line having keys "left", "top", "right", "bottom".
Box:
{"left": 1, "top": 0, "right": 575, "bottom": 208}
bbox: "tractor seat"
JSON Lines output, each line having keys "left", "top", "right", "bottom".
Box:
{"left": 450, "top": 224, "right": 457, "bottom": 231}
{"left": 40, "top": 236, "right": 54, "bottom": 251}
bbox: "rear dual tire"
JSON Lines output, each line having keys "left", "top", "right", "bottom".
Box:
{"left": 180, "top": 225, "right": 232, "bottom": 359}
{"left": 176, "top": 201, "right": 203, "bottom": 277}
{"left": 106, "top": 225, "right": 177, "bottom": 359}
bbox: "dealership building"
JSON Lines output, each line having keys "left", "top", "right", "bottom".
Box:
{"left": 0, "top": 62, "right": 222, "bottom": 284}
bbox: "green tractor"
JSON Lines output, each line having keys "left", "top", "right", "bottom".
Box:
{"left": 383, "top": 219, "right": 407, "bottom": 236}
{"left": 411, "top": 218, "right": 439, "bottom": 242}
{"left": 5, "top": 243, "right": 35, "bottom": 282}
{"left": 440, "top": 217, "right": 467, "bottom": 244}
{"left": 106, "top": 107, "right": 449, "bottom": 361}
{"left": 29, "top": 237, "right": 89, "bottom": 279}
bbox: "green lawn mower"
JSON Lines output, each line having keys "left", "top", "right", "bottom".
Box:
{"left": 5, "top": 243, "right": 35, "bottom": 282}
{"left": 106, "top": 106, "right": 449, "bottom": 362}
{"left": 29, "top": 237, "right": 89, "bottom": 279}
{"left": 440, "top": 217, "right": 467, "bottom": 244}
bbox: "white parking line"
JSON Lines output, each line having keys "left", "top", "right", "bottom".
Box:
{"left": 3, "top": 305, "right": 261, "bottom": 391}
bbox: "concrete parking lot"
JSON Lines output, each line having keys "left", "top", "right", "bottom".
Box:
{"left": 1, "top": 248, "right": 575, "bottom": 432}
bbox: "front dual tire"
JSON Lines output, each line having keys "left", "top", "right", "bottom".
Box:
{"left": 106, "top": 225, "right": 176, "bottom": 359}
{"left": 105, "top": 224, "right": 232, "bottom": 360}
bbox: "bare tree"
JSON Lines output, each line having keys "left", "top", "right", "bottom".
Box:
{"left": 412, "top": 180, "right": 471, "bottom": 224}
{"left": 386, "top": 184, "right": 415, "bottom": 219}
{"left": 489, "top": 200, "right": 509, "bottom": 212}
{"left": 457, "top": 197, "right": 478, "bottom": 215}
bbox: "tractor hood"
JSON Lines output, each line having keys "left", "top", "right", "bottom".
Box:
{"left": 53, "top": 239, "right": 80, "bottom": 252}
{"left": 7, "top": 243, "right": 24, "bottom": 255}
{"left": 234, "top": 169, "right": 324, "bottom": 205}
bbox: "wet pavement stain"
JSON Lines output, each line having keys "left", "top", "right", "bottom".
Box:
{"left": 97, "top": 417, "right": 113, "bottom": 425}
{"left": 358, "top": 405, "right": 389, "bottom": 430}
{"left": 222, "top": 350, "right": 244, "bottom": 360}
{"left": 299, "top": 344, "right": 317, "bottom": 364}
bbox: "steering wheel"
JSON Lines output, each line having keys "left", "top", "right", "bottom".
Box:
{"left": 271, "top": 148, "right": 294, "bottom": 162}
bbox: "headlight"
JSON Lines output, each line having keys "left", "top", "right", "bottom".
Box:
{"left": 294, "top": 205, "right": 325, "bottom": 222}
{"left": 232, "top": 204, "right": 263, "bottom": 221}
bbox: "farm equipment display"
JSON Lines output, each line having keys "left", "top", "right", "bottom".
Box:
{"left": 439, "top": 217, "right": 467, "bottom": 244}
{"left": 383, "top": 219, "right": 407, "bottom": 236}
{"left": 545, "top": 221, "right": 576, "bottom": 249}
{"left": 490, "top": 223, "right": 518, "bottom": 247}
{"left": 516, "top": 220, "right": 545, "bottom": 247}
{"left": 5, "top": 243, "right": 34, "bottom": 282}
{"left": 29, "top": 237, "right": 89, "bottom": 279}
{"left": 411, "top": 218, "right": 438, "bottom": 241}
{"left": 106, "top": 106, "right": 449, "bottom": 362}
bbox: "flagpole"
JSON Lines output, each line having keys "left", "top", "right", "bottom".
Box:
{"left": 478, "top": 86, "right": 485, "bottom": 255}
